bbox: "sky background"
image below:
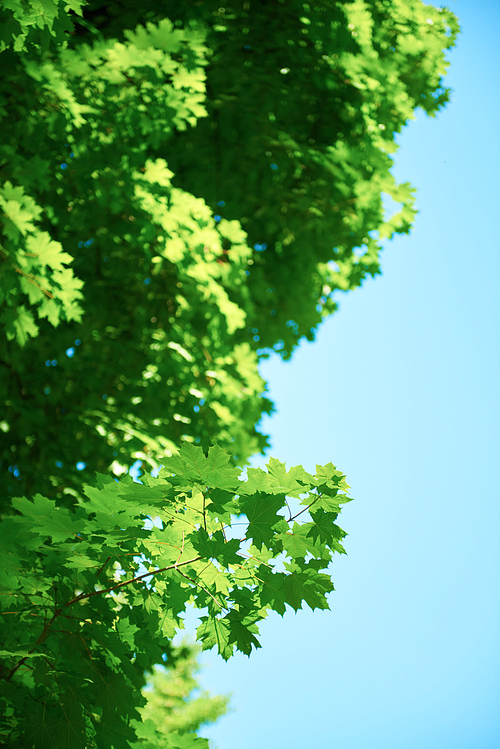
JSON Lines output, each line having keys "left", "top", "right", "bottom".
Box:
{"left": 176, "top": 2, "right": 500, "bottom": 748}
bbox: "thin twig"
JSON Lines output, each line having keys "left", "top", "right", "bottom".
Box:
{"left": 4, "top": 610, "right": 60, "bottom": 682}
{"left": 14, "top": 268, "right": 54, "bottom": 298}
{"left": 174, "top": 568, "right": 227, "bottom": 612}
{"left": 94, "top": 556, "right": 111, "bottom": 579}
{"left": 288, "top": 494, "right": 321, "bottom": 523}
{"left": 174, "top": 531, "right": 185, "bottom": 567}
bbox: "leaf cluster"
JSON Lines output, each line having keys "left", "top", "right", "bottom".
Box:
{"left": 0, "top": 0, "right": 86, "bottom": 55}
{"left": 0, "top": 444, "right": 351, "bottom": 747}
{"left": 0, "top": 1, "right": 458, "bottom": 505}
{"left": 133, "top": 0, "right": 459, "bottom": 355}
{"left": 0, "top": 17, "right": 271, "bottom": 505}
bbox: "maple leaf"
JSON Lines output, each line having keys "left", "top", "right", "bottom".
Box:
{"left": 280, "top": 563, "right": 333, "bottom": 612}
{"left": 115, "top": 617, "right": 140, "bottom": 652}
{"left": 197, "top": 562, "right": 230, "bottom": 596}
{"left": 240, "top": 466, "right": 272, "bottom": 495}
{"left": 1, "top": 305, "right": 38, "bottom": 346}
{"left": 196, "top": 616, "right": 233, "bottom": 660}
{"left": 266, "top": 457, "right": 313, "bottom": 497}
{"left": 37, "top": 297, "right": 61, "bottom": 326}
{"left": 204, "top": 487, "right": 240, "bottom": 523}
{"left": 52, "top": 267, "right": 84, "bottom": 296}
{"left": 12, "top": 494, "right": 81, "bottom": 542}
{"left": 26, "top": 231, "right": 73, "bottom": 270}
{"left": 140, "top": 158, "right": 174, "bottom": 186}
{"left": 166, "top": 732, "right": 211, "bottom": 749}
{"left": 256, "top": 568, "right": 289, "bottom": 616}
{"left": 277, "top": 521, "right": 329, "bottom": 561}
{"left": 239, "top": 492, "right": 285, "bottom": 549}
{"left": 163, "top": 443, "right": 239, "bottom": 490}
{"left": 157, "top": 607, "right": 178, "bottom": 638}
{"left": 18, "top": 274, "right": 47, "bottom": 305}
{"left": 190, "top": 528, "right": 241, "bottom": 567}
{"left": 226, "top": 613, "right": 261, "bottom": 656}
{"left": 22, "top": 706, "right": 85, "bottom": 749}
{"left": 308, "top": 508, "right": 348, "bottom": 553}
{"left": 0, "top": 185, "right": 38, "bottom": 237}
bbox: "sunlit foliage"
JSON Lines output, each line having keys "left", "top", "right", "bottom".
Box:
{"left": 0, "top": 1, "right": 458, "bottom": 746}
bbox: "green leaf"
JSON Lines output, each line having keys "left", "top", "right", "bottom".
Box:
{"left": 190, "top": 528, "right": 241, "bottom": 567}
{"left": 157, "top": 607, "right": 179, "bottom": 638}
{"left": 308, "top": 509, "right": 348, "bottom": 553}
{"left": 239, "top": 492, "right": 285, "bottom": 549}
{"left": 205, "top": 487, "right": 241, "bottom": 522}
{"left": 26, "top": 231, "right": 73, "bottom": 270}
{"left": 196, "top": 616, "right": 233, "bottom": 660}
{"left": 0, "top": 649, "right": 46, "bottom": 659}
{"left": 38, "top": 297, "right": 62, "bottom": 326}
{"left": 1, "top": 305, "right": 39, "bottom": 345}
{"left": 11, "top": 494, "right": 81, "bottom": 542}
{"left": 163, "top": 732, "right": 211, "bottom": 749}
{"left": 116, "top": 617, "right": 140, "bottom": 652}
{"left": 22, "top": 709, "right": 68, "bottom": 749}
{"left": 240, "top": 466, "right": 273, "bottom": 495}
{"left": 197, "top": 562, "right": 230, "bottom": 596}
{"left": 281, "top": 562, "right": 334, "bottom": 612}
{"left": 226, "top": 613, "right": 261, "bottom": 656}
{"left": 276, "top": 521, "right": 328, "bottom": 560}
{"left": 266, "top": 457, "right": 313, "bottom": 497}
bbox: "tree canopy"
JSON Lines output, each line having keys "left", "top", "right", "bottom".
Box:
{"left": 0, "top": 0, "right": 458, "bottom": 504}
{"left": 0, "top": 1, "right": 458, "bottom": 747}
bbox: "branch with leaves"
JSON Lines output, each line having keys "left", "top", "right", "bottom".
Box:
{"left": 0, "top": 444, "right": 351, "bottom": 748}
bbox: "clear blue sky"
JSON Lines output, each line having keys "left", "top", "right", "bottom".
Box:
{"left": 177, "top": 2, "right": 500, "bottom": 748}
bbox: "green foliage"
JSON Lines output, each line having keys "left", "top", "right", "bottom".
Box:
{"left": 0, "top": 17, "right": 271, "bottom": 504}
{"left": 142, "top": 641, "right": 230, "bottom": 737}
{"left": 81, "top": 0, "right": 458, "bottom": 355}
{"left": 0, "top": 2, "right": 458, "bottom": 746}
{"left": 0, "top": 0, "right": 458, "bottom": 505}
{"left": 0, "top": 181, "right": 84, "bottom": 345}
{"left": 0, "top": 0, "right": 85, "bottom": 54}
{"left": 0, "top": 444, "right": 351, "bottom": 747}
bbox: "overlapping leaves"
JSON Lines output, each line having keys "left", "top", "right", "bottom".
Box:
{"left": 0, "top": 17, "right": 270, "bottom": 501}
{"left": 0, "top": 444, "right": 351, "bottom": 747}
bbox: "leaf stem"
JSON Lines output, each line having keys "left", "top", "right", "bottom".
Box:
{"left": 174, "top": 568, "right": 227, "bottom": 612}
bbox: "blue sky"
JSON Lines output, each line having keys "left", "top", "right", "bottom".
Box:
{"left": 183, "top": 3, "right": 500, "bottom": 748}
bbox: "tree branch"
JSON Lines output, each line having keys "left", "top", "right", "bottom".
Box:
{"left": 64, "top": 555, "right": 203, "bottom": 606}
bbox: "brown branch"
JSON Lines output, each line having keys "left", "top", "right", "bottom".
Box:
{"left": 3, "top": 610, "right": 61, "bottom": 682}
{"left": 14, "top": 268, "right": 54, "bottom": 298}
{"left": 94, "top": 556, "right": 111, "bottom": 579}
{"left": 64, "top": 555, "right": 203, "bottom": 606}
{"left": 288, "top": 493, "right": 321, "bottom": 523}
{"left": 4, "top": 555, "right": 204, "bottom": 681}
